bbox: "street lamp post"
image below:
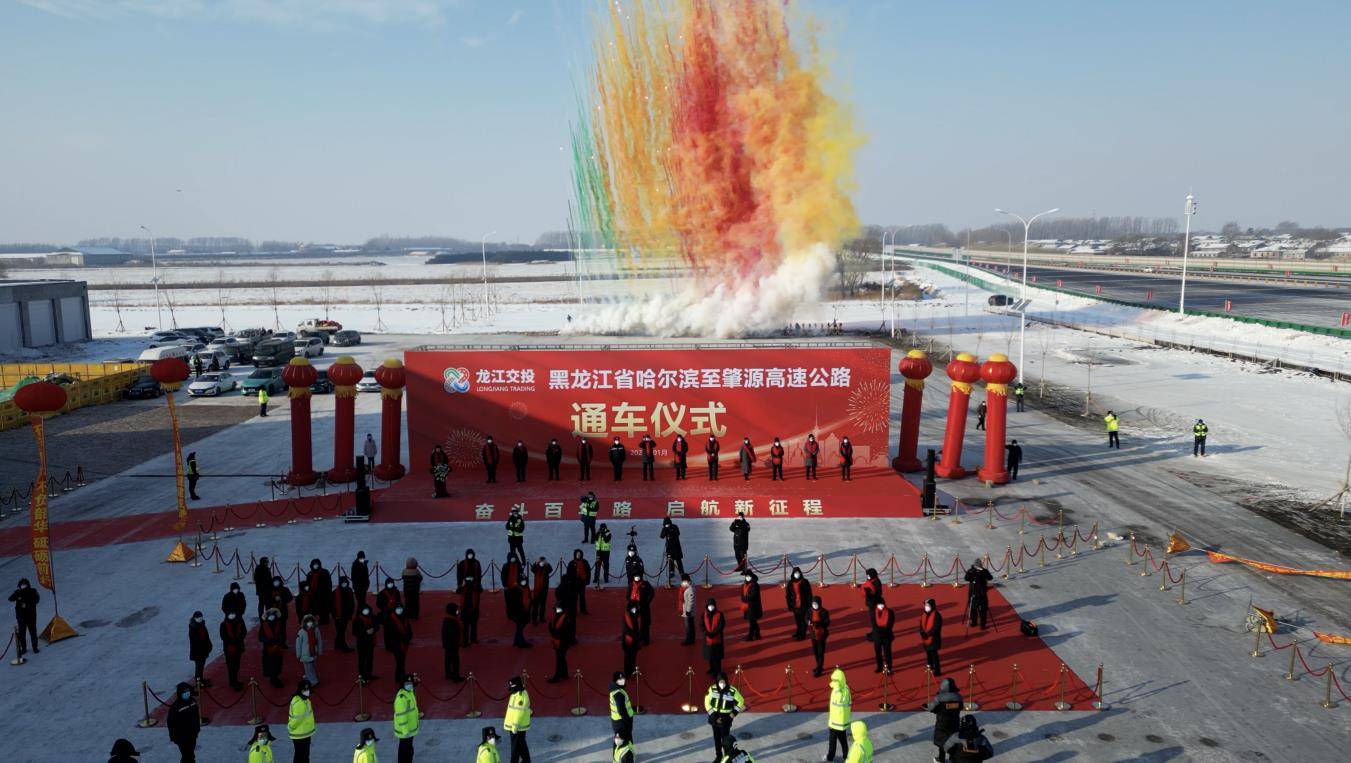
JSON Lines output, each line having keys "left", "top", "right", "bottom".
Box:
{"left": 139, "top": 225, "right": 162, "bottom": 330}
{"left": 481, "top": 230, "right": 497, "bottom": 315}
{"left": 1179, "top": 193, "right": 1197, "bottom": 315}
{"left": 995, "top": 207, "right": 1060, "bottom": 383}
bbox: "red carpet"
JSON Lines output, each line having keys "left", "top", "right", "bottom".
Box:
{"left": 169, "top": 584, "right": 1094, "bottom": 726}
{"left": 373, "top": 465, "right": 923, "bottom": 523}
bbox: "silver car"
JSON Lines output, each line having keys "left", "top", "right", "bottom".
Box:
{"left": 187, "top": 372, "right": 238, "bottom": 396}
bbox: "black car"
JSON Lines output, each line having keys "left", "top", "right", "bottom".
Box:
{"left": 309, "top": 369, "right": 334, "bottom": 394}
{"left": 332, "top": 330, "right": 362, "bottom": 347}
{"left": 123, "top": 375, "right": 162, "bottom": 399}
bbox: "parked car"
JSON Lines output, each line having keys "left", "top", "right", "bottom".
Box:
{"left": 240, "top": 368, "right": 284, "bottom": 395}
{"left": 123, "top": 375, "right": 163, "bottom": 399}
{"left": 252, "top": 339, "right": 296, "bottom": 368}
{"left": 987, "top": 294, "right": 1012, "bottom": 306}
{"left": 332, "top": 330, "right": 362, "bottom": 347}
{"left": 293, "top": 337, "right": 325, "bottom": 358}
{"left": 178, "top": 327, "right": 214, "bottom": 341}
{"left": 208, "top": 336, "right": 248, "bottom": 362}
{"left": 190, "top": 349, "right": 232, "bottom": 371}
{"left": 297, "top": 319, "right": 343, "bottom": 335}
{"left": 187, "top": 371, "right": 238, "bottom": 396}
{"left": 271, "top": 331, "right": 297, "bottom": 343}
{"left": 138, "top": 345, "right": 189, "bottom": 363}
{"left": 309, "top": 369, "right": 334, "bottom": 394}
{"left": 299, "top": 329, "right": 331, "bottom": 345}
{"left": 149, "top": 330, "right": 192, "bottom": 344}
{"left": 355, "top": 370, "right": 381, "bottom": 393}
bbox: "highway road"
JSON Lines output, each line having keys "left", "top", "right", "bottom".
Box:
{"left": 977, "top": 262, "right": 1351, "bottom": 327}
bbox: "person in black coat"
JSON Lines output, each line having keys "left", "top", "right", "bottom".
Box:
{"left": 740, "top": 571, "right": 763, "bottom": 641}
{"left": 456, "top": 549, "right": 483, "bottom": 646}
{"left": 188, "top": 611, "right": 213, "bottom": 687}
{"left": 530, "top": 557, "right": 553, "bottom": 625}
{"left": 785, "top": 567, "right": 812, "bottom": 640}
{"left": 482, "top": 436, "right": 501, "bottom": 483}
{"left": 221, "top": 582, "right": 247, "bottom": 620}
{"left": 621, "top": 602, "right": 643, "bottom": 677}
{"left": 566, "top": 550, "right": 591, "bottom": 615}
{"left": 1006, "top": 439, "right": 1023, "bottom": 480}
{"left": 351, "top": 551, "right": 371, "bottom": 605}
{"left": 512, "top": 440, "right": 529, "bottom": 482}
{"left": 547, "top": 604, "right": 576, "bottom": 683}
{"left": 382, "top": 605, "right": 413, "bottom": 685}
{"left": 964, "top": 560, "right": 994, "bottom": 629}
{"left": 944, "top": 714, "right": 995, "bottom": 762}
{"left": 107, "top": 738, "right": 140, "bottom": 763}
{"left": 270, "top": 577, "right": 293, "bottom": 632}
{"left": 627, "top": 574, "right": 655, "bottom": 645}
{"left": 166, "top": 681, "right": 201, "bottom": 762}
{"left": 10, "top": 578, "right": 41, "bottom": 655}
{"left": 623, "top": 545, "right": 646, "bottom": 581}
{"left": 252, "top": 558, "right": 274, "bottom": 619}
{"left": 441, "top": 603, "right": 464, "bottom": 682}
{"left": 333, "top": 576, "right": 356, "bottom": 652}
{"left": 925, "top": 678, "right": 964, "bottom": 763}
{"left": 729, "top": 512, "right": 750, "bottom": 571}
{"left": 577, "top": 436, "right": 594, "bottom": 481}
{"left": 660, "top": 517, "right": 686, "bottom": 580}
{"left": 306, "top": 559, "right": 334, "bottom": 625}
{"left": 608, "top": 436, "right": 627, "bottom": 481}
{"left": 672, "top": 434, "right": 689, "bottom": 479}
{"left": 219, "top": 610, "right": 247, "bottom": 691}
{"left": 920, "top": 597, "right": 944, "bottom": 676}
{"left": 505, "top": 581, "right": 532, "bottom": 648}
{"left": 545, "top": 438, "right": 563, "bottom": 481}
{"left": 639, "top": 434, "right": 656, "bottom": 480}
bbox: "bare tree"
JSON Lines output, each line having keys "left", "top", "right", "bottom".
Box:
{"left": 109, "top": 288, "right": 126, "bottom": 333}
{"left": 371, "top": 283, "right": 387, "bottom": 332}
{"left": 162, "top": 287, "right": 180, "bottom": 329}
{"left": 215, "top": 268, "right": 231, "bottom": 333}
{"left": 267, "top": 266, "right": 282, "bottom": 331}
{"left": 437, "top": 285, "right": 452, "bottom": 333}
{"left": 321, "top": 270, "right": 334, "bottom": 321}
{"left": 1037, "top": 323, "right": 1053, "bottom": 399}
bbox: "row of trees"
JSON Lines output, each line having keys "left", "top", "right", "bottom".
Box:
{"left": 1218, "top": 221, "right": 1343, "bottom": 241}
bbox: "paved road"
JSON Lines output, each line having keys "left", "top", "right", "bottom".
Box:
{"left": 978, "top": 263, "right": 1351, "bottom": 327}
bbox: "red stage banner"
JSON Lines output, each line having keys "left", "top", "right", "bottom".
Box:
{"left": 30, "top": 416, "right": 54, "bottom": 590}
{"left": 406, "top": 346, "right": 892, "bottom": 474}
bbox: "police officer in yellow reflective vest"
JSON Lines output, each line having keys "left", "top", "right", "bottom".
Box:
{"left": 503, "top": 675, "right": 532, "bottom": 763}
{"left": 613, "top": 732, "right": 635, "bottom": 763}
{"left": 1104, "top": 411, "right": 1120, "bottom": 449}
{"left": 476, "top": 727, "right": 502, "bottom": 763}
{"left": 609, "top": 671, "right": 635, "bottom": 742}
{"left": 393, "top": 676, "right": 420, "bottom": 763}
{"left": 258, "top": 386, "right": 269, "bottom": 417}
{"left": 704, "top": 672, "right": 745, "bottom": 762}
{"left": 826, "top": 668, "right": 851, "bottom": 761}
{"left": 287, "top": 680, "right": 316, "bottom": 763}
{"left": 1193, "top": 419, "right": 1208, "bottom": 457}
{"left": 844, "top": 720, "right": 873, "bottom": 763}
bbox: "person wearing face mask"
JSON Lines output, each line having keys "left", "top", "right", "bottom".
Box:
{"left": 401, "top": 558, "right": 423, "bottom": 620}
{"left": 622, "top": 544, "right": 645, "bottom": 581}
{"left": 296, "top": 582, "right": 316, "bottom": 625}
{"left": 166, "top": 681, "right": 201, "bottom": 762}
{"left": 861, "top": 568, "right": 884, "bottom": 612}
{"left": 349, "top": 551, "right": 370, "bottom": 604}
{"left": 505, "top": 575, "right": 532, "bottom": 649}
{"left": 503, "top": 675, "right": 532, "bottom": 763}
{"left": 545, "top": 438, "right": 563, "bottom": 481}
{"left": 476, "top": 727, "right": 502, "bottom": 763}
{"left": 803, "top": 433, "right": 820, "bottom": 480}
{"left": 107, "top": 738, "right": 140, "bottom": 763}
{"left": 566, "top": 549, "right": 591, "bottom": 615}
{"left": 306, "top": 559, "right": 333, "bottom": 625}
{"left": 221, "top": 582, "right": 247, "bottom": 620}
{"left": 638, "top": 434, "right": 656, "bottom": 481}
{"left": 270, "top": 577, "right": 294, "bottom": 633}
{"left": 705, "top": 434, "right": 721, "bottom": 480}
{"left": 529, "top": 557, "right": 552, "bottom": 625}
{"left": 187, "top": 610, "right": 213, "bottom": 687}
{"left": 287, "top": 679, "right": 316, "bottom": 763}
{"left": 259, "top": 608, "right": 286, "bottom": 687}
{"left": 672, "top": 433, "right": 689, "bottom": 479}
{"left": 393, "top": 675, "right": 420, "bottom": 763}
{"left": 482, "top": 435, "right": 501, "bottom": 483}
{"left": 738, "top": 437, "right": 755, "bottom": 481}
{"left": 430, "top": 444, "right": 451, "bottom": 497}
{"left": 441, "top": 603, "right": 464, "bottom": 682}
{"left": 384, "top": 604, "right": 413, "bottom": 684}
{"left": 739, "top": 571, "right": 762, "bottom": 641}
{"left": 809, "top": 596, "right": 831, "bottom": 677}
{"left": 9, "top": 577, "right": 40, "bottom": 653}
{"left": 925, "top": 677, "right": 964, "bottom": 763}
{"left": 679, "top": 574, "right": 696, "bottom": 645}
{"left": 703, "top": 672, "right": 745, "bottom": 761}
{"left": 252, "top": 558, "right": 274, "bottom": 619}
{"left": 220, "top": 608, "right": 248, "bottom": 690}
{"left": 295, "top": 614, "right": 323, "bottom": 686}
{"left": 627, "top": 574, "right": 654, "bottom": 644}
{"left": 608, "top": 670, "right": 635, "bottom": 743}
{"left": 839, "top": 437, "right": 854, "bottom": 481}
{"left": 608, "top": 436, "right": 627, "bottom": 481}
{"left": 363, "top": 434, "right": 378, "bottom": 474}
{"left": 456, "top": 549, "right": 483, "bottom": 646}
{"left": 511, "top": 440, "right": 529, "bottom": 482}
{"left": 547, "top": 603, "right": 576, "bottom": 683}
{"left": 721, "top": 734, "right": 756, "bottom": 763}
{"left": 353, "top": 727, "right": 380, "bottom": 763}
{"left": 769, "top": 437, "right": 786, "bottom": 481}
{"left": 354, "top": 605, "right": 379, "bottom": 682}
{"left": 702, "top": 598, "right": 726, "bottom": 677}
{"left": 246, "top": 724, "right": 276, "bottom": 763}
{"left": 377, "top": 579, "right": 403, "bottom": 616}
{"left": 919, "top": 598, "right": 943, "bottom": 677}
{"left": 593, "top": 524, "right": 613, "bottom": 587}
{"left": 579, "top": 491, "right": 599, "bottom": 544}
{"left": 844, "top": 719, "right": 873, "bottom": 763}
{"left": 621, "top": 602, "right": 643, "bottom": 677}
{"left": 786, "top": 566, "right": 812, "bottom": 641}
{"left": 964, "top": 560, "right": 993, "bottom": 630}
{"left": 728, "top": 512, "right": 750, "bottom": 572}
{"left": 660, "top": 517, "right": 686, "bottom": 582}
{"left": 577, "top": 435, "right": 594, "bottom": 481}
{"left": 333, "top": 576, "right": 356, "bottom": 653}
{"left": 505, "top": 507, "right": 526, "bottom": 566}
{"left": 826, "top": 668, "right": 852, "bottom": 761}
{"left": 869, "top": 600, "right": 895, "bottom": 674}
{"left": 613, "top": 732, "right": 636, "bottom": 763}
{"left": 555, "top": 571, "right": 579, "bottom": 623}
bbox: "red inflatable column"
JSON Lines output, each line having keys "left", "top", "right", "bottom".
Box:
{"left": 373, "top": 359, "right": 407, "bottom": 481}
{"left": 325, "top": 356, "right": 364, "bottom": 483}
{"left": 893, "top": 349, "right": 933, "bottom": 473}
{"left": 977, "top": 354, "right": 1017, "bottom": 484}
{"left": 282, "top": 357, "right": 318, "bottom": 486}
{"left": 934, "top": 353, "right": 980, "bottom": 479}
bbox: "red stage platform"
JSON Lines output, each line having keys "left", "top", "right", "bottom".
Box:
{"left": 373, "top": 466, "right": 923, "bottom": 523}
{"left": 174, "top": 583, "right": 1094, "bottom": 726}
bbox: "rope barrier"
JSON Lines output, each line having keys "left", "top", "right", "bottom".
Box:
{"left": 639, "top": 669, "right": 686, "bottom": 698}
{"left": 0, "top": 631, "right": 12, "bottom": 662}
{"left": 253, "top": 684, "right": 291, "bottom": 708}
{"left": 309, "top": 679, "right": 359, "bottom": 708}
{"left": 146, "top": 685, "right": 175, "bottom": 708}
{"left": 201, "top": 685, "right": 247, "bottom": 710}
{"left": 524, "top": 670, "right": 568, "bottom": 701}
{"left": 421, "top": 679, "right": 469, "bottom": 704}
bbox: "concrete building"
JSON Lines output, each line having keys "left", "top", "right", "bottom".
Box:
{"left": 0, "top": 279, "right": 92, "bottom": 352}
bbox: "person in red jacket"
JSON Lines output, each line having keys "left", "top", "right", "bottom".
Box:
{"left": 870, "top": 601, "right": 895, "bottom": 673}
{"left": 768, "top": 437, "right": 786, "bottom": 481}
{"left": 702, "top": 598, "right": 725, "bottom": 677}
{"left": 621, "top": 602, "right": 643, "bottom": 677}
{"left": 786, "top": 567, "right": 812, "bottom": 641}
{"left": 839, "top": 436, "right": 854, "bottom": 481}
{"left": 861, "top": 567, "right": 884, "bottom": 611}
{"left": 295, "top": 581, "right": 316, "bottom": 624}
{"left": 919, "top": 597, "right": 943, "bottom": 676}
{"left": 529, "top": 557, "right": 553, "bottom": 625}
{"left": 808, "top": 596, "right": 830, "bottom": 677}
{"left": 803, "top": 434, "right": 820, "bottom": 480}
{"left": 220, "top": 610, "right": 247, "bottom": 690}
{"left": 627, "top": 575, "right": 654, "bottom": 645}
{"left": 577, "top": 436, "right": 594, "bottom": 481}
{"left": 376, "top": 579, "right": 402, "bottom": 616}
{"left": 547, "top": 604, "right": 576, "bottom": 683}
{"left": 259, "top": 608, "right": 286, "bottom": 688}
{"left": 740, "top": 571, "right": 763, "bottom": 641}
{"left": 481, "top": 436, "right": 501, "bottom": 483}
{"left": 672, "top": 434, "right": 689, "bottom": 479}
{"left": 332, "top": 576, "right": 356, "bottom": 653}
{"left": 705, "top": 435, "right": 721, "bottom": 480}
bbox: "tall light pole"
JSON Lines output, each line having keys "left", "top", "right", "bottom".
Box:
{"left": 139, "top": 225, "right": 162, "bottom": 330}
{"left": 1179, "top": 193, "right": 1197, "bottom": 315}
{"left": 481, "top": 230, "right": 497, "bottom": 314}
{"left": 995, "top": 207, "right": 1060, "bottom": 383}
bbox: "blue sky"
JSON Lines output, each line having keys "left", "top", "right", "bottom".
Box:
{"left": 2, "top": 0, "right": 1348, "bottom": 244}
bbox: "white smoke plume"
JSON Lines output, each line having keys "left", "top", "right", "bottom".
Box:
{"left": 567, "top": 244, "right": 837, "bottom": 338}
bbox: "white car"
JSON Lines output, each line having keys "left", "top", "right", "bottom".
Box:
{"left": 191, "top": 350, "right": 232, "bottom": 371}
{"left": 292, "top": 337, "right": 325, "bottom": 358}
{"left": 355, "top": 370, "right": 381, "bottom": 393}
{"left": 187, "top": 372, "right": 238, "bottom": 396}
